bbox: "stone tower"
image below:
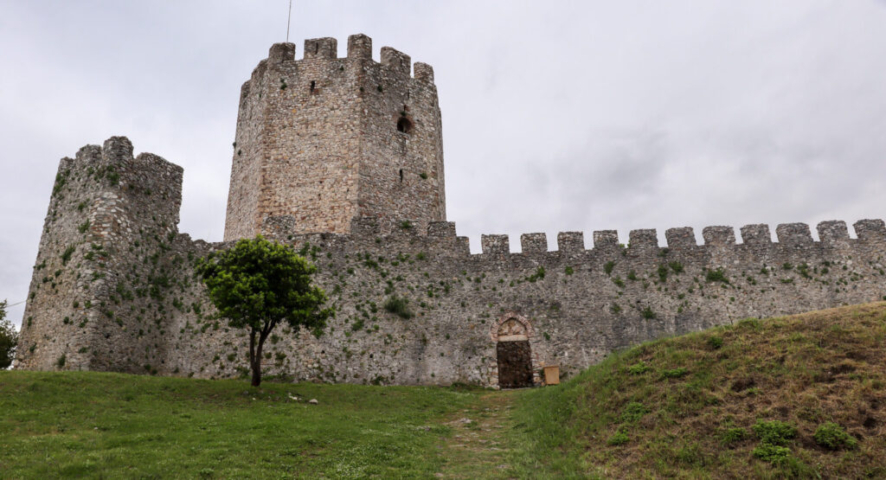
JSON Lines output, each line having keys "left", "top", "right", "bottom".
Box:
{"left": 224, "top": 34, "right": 446, "bottom": 240}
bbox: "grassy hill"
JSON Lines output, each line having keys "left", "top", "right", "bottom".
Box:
{"left": 0, "top": 371, "right": 482, "bottom": 479}
{"left": 2, "top": 303, "right": 885, "bottom": 479}
{"left": 508, "top": 302, "right": 886, "bottom": 479}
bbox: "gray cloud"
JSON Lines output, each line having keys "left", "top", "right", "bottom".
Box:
{"left": 2, "top": 1, "right": 886, "bottom": 328}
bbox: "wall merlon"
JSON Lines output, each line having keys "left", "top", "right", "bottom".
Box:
{"left": 347, "top": 34, "right": 372, "bottom": 59}
{"left": 414, "top": 63, "right": 434, "bottom": 84}
{"left": 629, "top": 229, "right": 658, "bottom": 250}
{"left": 380, "top": 47, "right": 411, "bottom": 76}
{"left": 665, "top": 227, "right": 696, "bottom": 249}
{"left": 102, "top": 136, "right": 134, "bottom": 163}
{"left": 776, "top": 223, "right": 813, "bottom": 246}
{"left": 740, "top": 224, "right": 771, "bottom": 246}
{"left": 482, "top": 234, "right": 509, "bottom": 255}
{"left": 252, "top": 59, "right": 268, "bottom": 82}
{"left": 593, "top": 230, "right": 619, "bottom": 249}
{"left": 557, "top": 232, "right": 585, "bottom": 253}
{"left": 854, "top": 219, "right": 886, "bottom": 243}
{"left": 76, "top": 145, "right": 102, "bottom": 163}
{"left": 520, "top": 233, "right": 547, "bottom": 254}
{"left": 304, "top": 37, "right": 337, "bottom": 60}
{"left": 239, "top": 81, "right": 251, "bottom": 105}
{"left": 269, "top": 42, "right": 296, "bottom": 64}
{"left": 703, "top": 226, "right": 735, "bottom": 246}
{"left": 817, "top": 221, "right": 849, "bottom": 245}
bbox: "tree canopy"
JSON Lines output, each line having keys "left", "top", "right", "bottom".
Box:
{"left": 196, "top": 237, "right": 331, "bottom": 386}
{"left": 0, "top": 300, "right": 19, "bottom": 369}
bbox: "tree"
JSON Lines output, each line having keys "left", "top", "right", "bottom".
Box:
{"left": 196, "top": 237, "right": 331, "bottom": 386}
{"left": 0, "top": 300, "right": 19, "bottom": 369}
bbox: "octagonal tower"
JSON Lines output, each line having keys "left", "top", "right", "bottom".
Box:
{"left": 224, "top": 34, "right": 446, "bottom": 240}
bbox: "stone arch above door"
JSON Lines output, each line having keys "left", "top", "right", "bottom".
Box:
{"left": 490, "top": 313, "right": 534, "bottom": 342}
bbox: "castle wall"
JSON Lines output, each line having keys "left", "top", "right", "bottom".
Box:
{"left": 224, "top": 36, "right": 446, "bottom": 240}
{"left": 20, "top": 141, "right": 885, "bottom": 388}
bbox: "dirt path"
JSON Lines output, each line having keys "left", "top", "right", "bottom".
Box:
{"left": 434, "top": 390, "right": 519, "bottom": 479}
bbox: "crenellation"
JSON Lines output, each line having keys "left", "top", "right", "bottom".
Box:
{"left": 665, "top": 227, "right": 696, "bottom": 249}
{"left": 380, "top": 46, "right": 411, "bottom": 76}
{"left": 304, "top": 37, "right": 337, "bottom": 59}
{"left": 557, "top": 232, "right": 585, "bottom": 253}
{"left": 482, "top": 234, "right": 509, "bottom": 255}
{"left": 703, "top": 226, "right": 735, "bottom": 246}
{"left": 740, "top": 224, "right": 771, "bottom": 245}
{"left": 414, "top": 63, "right": 434, "bottom": 83}
{"left": 593, "top": 230, "right": 619, "bottom": 249}
{"left": 628, "top": 229, "right": 657, "bottom": 250}
{"left": 347, "top": 33, "right": 372, "bottom": 59}
{"left": 775, "top": 223, "right": 813, "bottom": 246}
{"left": 520, "top": 233, "right": 547, "bottom": 254}
{"left": 854, "top": 219, "right": 886, "bottom": 243}
{"left": 817, "top": 221, "right": 850, "bottom": 245}
{"left": 269, "top": 42, "right": 296, "bottom": 63}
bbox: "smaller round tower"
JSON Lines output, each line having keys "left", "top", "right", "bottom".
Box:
{"left": 224, "top": 34, "right": 445, "bottom": 240}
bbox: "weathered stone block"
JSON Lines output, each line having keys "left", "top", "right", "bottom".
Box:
{"left": 703, "top": 226, "right": 735, "bottom": 246}
{"left": 629, "top": 229, "right": 657, "bottom": 249}
{"left": 740, "top": 224, "right": 771, "bottom": 245}
{"left": 557, "top": 232, "right": 584, "bottom": 253}
{"left": 776, "top": 223, "right": 813, "bottom": 246}
{"left": 482, "top": 234, "right": 509, "bottom": 255}
{"left": 854, "top": 219, "right": 886, "bottom": 243}
{"left": 381, "top": 47, "right": 411, "bottom": 76}
{"left": 665, "top": 227, "right": 695, "bottom": 249}
{"left": 304, "top": 37, "right": 337, "bottom": 59}
{"left": 520, "top": 233, "right": 547, "bottom": 254}
{"left": 817, "top": 221, "right": 849, "bottom": 245}
{"left": 593, "top": 230, "right": 618, "bottom": 248}
{"left": 347, "top": 34, "right": 372, "bottom": 59}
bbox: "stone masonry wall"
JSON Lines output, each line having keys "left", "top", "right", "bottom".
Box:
{"left": 224, "top": 35, "right": 446, "bottom": 241}
{"left": 17, "top": 141, "right": 886, "bottom": 388}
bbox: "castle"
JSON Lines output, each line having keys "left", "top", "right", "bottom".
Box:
{"left": 14, "top": 35, "right": 886, "bottom": 388}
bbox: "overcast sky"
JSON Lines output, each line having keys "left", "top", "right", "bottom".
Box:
{"left": 2, "top": 0, "right": 886, "bottom": 329}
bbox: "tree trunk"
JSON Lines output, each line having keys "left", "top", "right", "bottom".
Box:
{"left": 252, "top": 331, "right": 270, "bottom": 387}
{"left": 249, "top": 329, "right": 261, "bottom": 387}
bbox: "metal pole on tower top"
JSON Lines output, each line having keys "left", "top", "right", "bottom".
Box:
{"left": 286, "top": 0, "right": 293, "bottom": 42}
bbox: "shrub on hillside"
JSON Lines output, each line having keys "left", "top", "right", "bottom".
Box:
{"left": 753, "top": 420, "right": 797, "bottom": 446}
{"left": 813, "top": 422, "right": 857, "bottom": 450}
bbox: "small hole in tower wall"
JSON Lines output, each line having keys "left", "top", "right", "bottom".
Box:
{"left": 399, "top": 169, "right": 404, "bottom": 182}
{"left": 310, "top": 81, "right": 316, "bottom": 93}
{"left": 397, "top": 117, "right": 413, "bottom": 134}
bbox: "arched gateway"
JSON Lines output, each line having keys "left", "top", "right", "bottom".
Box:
{"left": 492, "top": 314, "right": 534, "bottom": 389}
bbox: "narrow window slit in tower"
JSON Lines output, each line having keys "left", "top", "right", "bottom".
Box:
{"left": 310, "top": 81, "right": 316, "bottom": 93}
{"left": 399, "top": 169, "right": 404, "bottom": 182}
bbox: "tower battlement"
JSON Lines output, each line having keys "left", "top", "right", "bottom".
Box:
{"left": 225, "top": 34, "right": 445, "bottom": 241}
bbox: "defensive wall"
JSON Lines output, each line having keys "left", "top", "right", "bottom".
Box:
{"left": 15, "top": 137, "right": 886, "bottom": 387}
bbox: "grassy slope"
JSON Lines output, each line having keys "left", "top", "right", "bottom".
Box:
{"left": 0, "top": 372, "right": 479, "bottom": 479}
{"left": 507, "top": 302, "right": 886, "bottom": 479}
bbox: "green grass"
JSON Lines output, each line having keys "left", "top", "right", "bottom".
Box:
{"left": 504, "top": 302, "right": 886, "bottom": 479}
{"left": 0, "top": 371, "right": 479, "bottom": 479}
{"left": 5, "top": 302, "right": 886, "bottom": 479}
